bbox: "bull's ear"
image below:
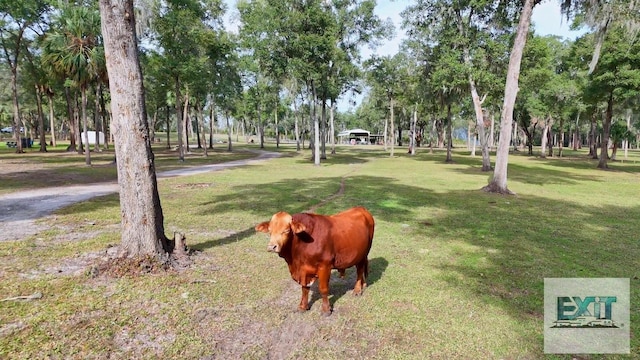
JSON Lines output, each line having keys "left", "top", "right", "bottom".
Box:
{"left": 255, "top": 221, "right": 270, "bottom": 233}
{"left": 290, "top": 220, "right": 306, "bottom": 234}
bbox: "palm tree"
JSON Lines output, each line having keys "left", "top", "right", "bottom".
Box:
{"left": 42, "top": 5, "right": 103, "bottom": 164}
{"left": 0, "top": 0, "right": 50, "bottom": 153}
{"left": 22, "top": 42, "right": 50, "bottom": 152}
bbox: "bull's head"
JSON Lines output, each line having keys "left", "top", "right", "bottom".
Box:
{"left": 255, "top": 212, "right": 306, "bottom": 253}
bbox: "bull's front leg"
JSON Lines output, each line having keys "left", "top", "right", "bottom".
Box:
{"left": 318, "top": 266, "right": 332, "bottom": 315}
{"left": 298, "top": 285, "right": 310, "bottom": 312}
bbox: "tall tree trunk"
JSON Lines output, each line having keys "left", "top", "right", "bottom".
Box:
{"left": 598, "top": 92, "right": 614, "bottom": 169}
{"left": 99, "top": 0, "right": 172, "bottom": 256}
{"left": 166, "top": 105, "right": 171, "bottom": 149}
{"left": 429, "top": 119, "right": 435, "bottom": 154}
{"left": 320, "top": 100, "right": 327, "bottom": 159}
{"left": 557, "top": 121, "right": 564, "bottom": 157}
{"left": 81, "top": 86, "right": 91, "bottom": 166}
{"left": 547, "top": 129, "right": 553, "bottom": 157}
{"left": 540, "top": 122, "right": 549, "bottom": 158}
{"left": 445, "top": 103, "right": 453, "bottom": 163}
{"left": 522, "top": 123, "right": 533, "bottom": 155}
{"left": 572, "top": 113, "right": 580, "bottom": 151}
{"left": 471, "top": 132, "right": 477, "bottom": 156}
{"left": 528, "top": 120, "right": 537, "bottom": 156}
{"left": 47, "top": 90, "right": 56, "bottom": 147}
{"left": 389, "top": 97, "right": 395, "bottom": 157}
{"left": 94, "top": 84, "right": 102, "bottom": 152}
{"left": 75, "top": 92, "right": 83, "bottom": 154}
{"left": 311, "top": 80, "right": 320, "bottom": 166}
{"left": 490, "top": 113, "right": 495, "bottom": 148}
{"left": 484, "top": 0, "right": 535, "bottom": 194}
{"left": 383, "top": 116, "right": 388, "bottom": 151}
{"left": 292, "top": 93, "right": 301, "bottom": 151}
{"left": 183, "top": 91, "right": 190, "bottom": 153}
{"left": 330, "top": 100, "right": 336, "bottom": 154}
{"left": 226, "top": 111, "right": 232, "bottom": 152}
{"left": 589, "top": 113, "right": 598, "bottom": 159}
{"left": 194, "top": 104, "right": 201, "bottom": 149}
{"left": 624, "top": 108, "right": 631, "bottom": 159}
{"left": 480, "top": 111, "right": 492, "bottom": 171}
{"left": 35, "top": 85, "right": 47, "bottom": 152}
{"left": 302, "top": 113, "right": 307, "bottom": 149}
{"left": 175, "top": 77, "right": 185, "bottom": 161}
{"left": 468, "top": 123, "right": 472, "bottom": 152}
{"left": 468, "top": 67, "right": 491, "bottom": 169}
{"left": 456, "top": 7, "right": 490, "bottom": 167}
{"left": 275, "top": 101, "right": 279, "bottom": 148}
{"left": 410, "top": 106, "right": 417, "bottom": 155}
{"left": 437, "top": 119, "right": 444, "bottom": 148}
{"left": 64, "top": 87, "right": 77, "bottom": 152}
{"left": 150, "top": 110, "right": 157, "bottom": 145}
{"left": 198, "top": 103, "right": 207, "bottom": 157}
{"left": 209, "top": 96, "right": 215, "bottom": 149}
{"left": 234, "top": 119, "right": 240, "bottom": 142}
{"left": 258, "top": 103, "right": 265, "bottom": 149}
{"left": 100, "top": 83, "right": 109, "bottom": 149}
{"left": 4, "top": 26, "right": 25, "bottom": 153}
{"left": 512, "top": 120, "right": 518, "bottom": 152}
{"left": 10, "top": 66, "right": 24, "bottom": 153}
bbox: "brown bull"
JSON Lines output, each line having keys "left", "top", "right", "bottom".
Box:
{"left": 255, "top": 206, "right": 375, "bottom": 315}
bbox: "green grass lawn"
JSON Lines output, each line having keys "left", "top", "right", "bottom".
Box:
{"left": 0, "top": 144, "right": 638, "bottom": 359}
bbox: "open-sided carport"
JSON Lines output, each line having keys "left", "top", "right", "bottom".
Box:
{"left": 337, "top": 128, "right": 371, "bottom": 144}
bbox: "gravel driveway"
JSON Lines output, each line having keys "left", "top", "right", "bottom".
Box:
{"left": 0, "top": 151, "right": 280, "bottom": 241}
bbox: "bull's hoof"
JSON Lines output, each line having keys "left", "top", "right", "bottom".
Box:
{"left": 353, "top": 282, "right": 367, "bottom": 296}
{"left": 297, "top": 305, "right": 310, "bottom": 313}
{"left": 321, "top": 309, "right": 332, "bottom": 317}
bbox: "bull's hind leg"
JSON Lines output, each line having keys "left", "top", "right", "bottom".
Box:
{"left": 298, "top": 286, "right": 310, "bottom": 312}
{"left": 353, "top": 258, "right": 368, "bottom": 296}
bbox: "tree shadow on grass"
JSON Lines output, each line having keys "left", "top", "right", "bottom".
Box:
{"left": 406, "top": 151, "right": 605, "bottom": 186}
{"left": 40, "top": 146, "right": 639, "bottom": 355}
{"left": 460, "top": 162, "right": 603, "bottom": 186}
{"left": 192, "top": 171, "right": 639, "bottom": 354}
{"left": 534, "top": 156, "right": 640, "bottom": 173}
{"left": 190, "top": 227, "right": 258, "bottom": 251}
{"left": 294, "top": 148, "right": 390, "bottom": 166}
{"left": 197, "top": 176, "right": 360, "bottom": 218}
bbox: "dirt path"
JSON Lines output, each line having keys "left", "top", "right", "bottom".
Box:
{"left": 0, "top": 151, "right": 281, "bottom": 241}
